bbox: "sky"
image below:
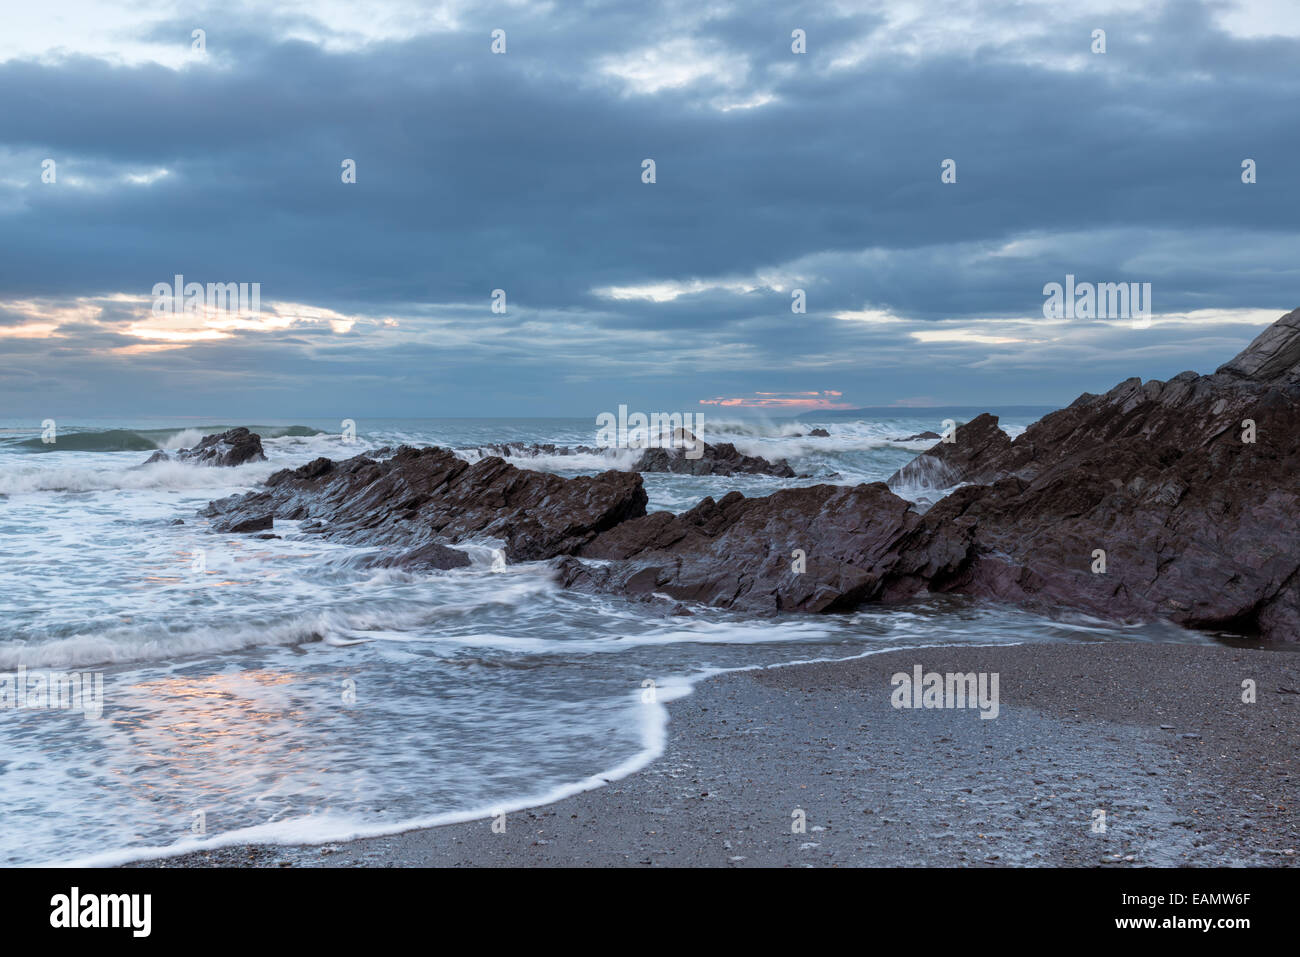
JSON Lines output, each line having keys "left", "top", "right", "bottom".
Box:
{"left": 0, "top": 0, "right": 1297, "bottom": 419}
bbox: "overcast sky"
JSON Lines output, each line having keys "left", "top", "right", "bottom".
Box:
{"left": 1, "top": 0, "right": 1297, "bottom": 419}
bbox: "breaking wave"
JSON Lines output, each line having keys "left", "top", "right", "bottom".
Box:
{"left": 8, "top": 424, "right": 324, "bottom": 453}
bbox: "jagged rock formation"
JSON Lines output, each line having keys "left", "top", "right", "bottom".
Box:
{"left": 202, "top": 446, "right": 647, "bottom": 564}
{"left": 1215, "top": 307, "right": 1300, "bottom": 383}
{"left": 877, "top": 310, "right": 1300, "bottom": 639}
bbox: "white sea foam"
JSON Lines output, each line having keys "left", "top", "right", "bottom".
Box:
{"left": 455, "top": 445, "right": 644, "bottom": 473}
{"left": 160, "top": 428, "right": 206, "bottom": 449}
{"left": 0, "top": 458, "right": 279, "bottom": 495}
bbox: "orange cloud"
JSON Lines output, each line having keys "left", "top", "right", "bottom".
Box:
{"left": 699, "top": 391, "right": 852, "bottom": 410}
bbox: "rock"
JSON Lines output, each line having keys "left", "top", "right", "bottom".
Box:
{"left": 893, "top": 430, "right": 941, "bottom": 442}
{"left": 879, "top": 312, "right": 1300, "bottom": 640}
{"left": 1215, "top": 307, "right": 1300, "bottom": 384}
{"left": 202, "top": 446, "right": 647, "bottom": 562}
{"left": 145, "top": 427, "right": 266, "bottom": 468}
{"left": 364, "top": 542, "right": 472, "bottom": 571}
{"left": 217, "top": 513, "right": 273, "bottom": 533}
{"left": 559, "top": 483, "right": 919, "bottom": 612}
{"left": 808, "top": 428, "right": 831, "bottom": 437}
{"left": 633, "top": 434, "right": 796, "bottom": 478}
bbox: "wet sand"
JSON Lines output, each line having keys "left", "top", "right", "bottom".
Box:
{"left": 132, "top": 641, "right": 1300, "bottom": 867}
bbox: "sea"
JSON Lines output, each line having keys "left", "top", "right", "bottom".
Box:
{"left": 0, "top": 412, "right": 1219, "bottom": 866}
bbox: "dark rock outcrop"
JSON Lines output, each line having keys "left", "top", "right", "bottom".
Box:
{"left": 221, "top": 513, "right": 273, "bottom": 534}
{"left": 203, "top": 445, "right": 647, "bottom": 561}
{"left": 560, "top": 308, "right": 1300, "bottom": 640}
{"left": 558, "top": 483, "right": 919, "bottom": 612}
{"left": 145, "top": 427, "right": 266, "bottom": 468}
{"left": 873, "top": 312, "right": 1300, "bottom": 639}
{"left": 363, "top": 542, "right": 473, "bottom": 571}
{"left": 893, "top": 430, "right": 941, "bottom": 442}
{"left": 1215, "top": 308, "right": 1300, "bottom": 384}
{"left": 808, "top": 428, "right": 831, "bottom": 437}
{"left": 633, "top": 441, "right": 796, "bottom": 478}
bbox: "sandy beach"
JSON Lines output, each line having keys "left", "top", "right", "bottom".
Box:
{"left": 134, "top": 640, "right": 1300, "bottom": 868}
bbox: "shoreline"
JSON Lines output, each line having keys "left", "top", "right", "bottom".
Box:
{"left": 125, "top": 640, "right": 1300, "bottom": 868}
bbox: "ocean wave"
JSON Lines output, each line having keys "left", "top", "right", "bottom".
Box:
{"left": 708, "top": 419, "right": 939, "bottom": 460}
{"left": 8, "top": 424, "right": 324, "bottom": 453}
{"left": 10, "top": 428, "right": 159, "bottom": 453}
{"left": 0, "top": 612, "right": 339, "bottom": 669}
{"left": 886, "top": 454, "right": 966, "bottom": 508}
{"left": 698, "top": 417, "right": 817, "bottom": 438}
{"left": 0, "top": 564, "right": 557, "bottom": 669}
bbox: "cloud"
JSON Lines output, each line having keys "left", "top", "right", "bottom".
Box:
{"left": 700, "top": 391, "right": 852, "bottom": 409}
{"left": 0, "top": 0, "right": 1295, "bottom": 416}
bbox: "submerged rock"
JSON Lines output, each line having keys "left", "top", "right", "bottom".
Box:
{"left": 145, "top": 427, "right": 266, "bottom": 468}
{"left": 362, "top": 542, "right": 473, "bottom": 571}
